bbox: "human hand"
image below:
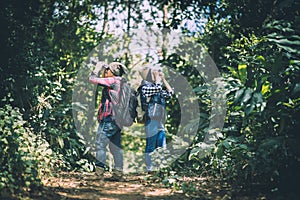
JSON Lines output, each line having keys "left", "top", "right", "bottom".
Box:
{"left": 167, "top": 88, "right": 174, "bottom": 94}
{"left": 152, "top": 70, "right": 162, "bottom": 83}
{"left": 93, "top": 62, "right": 106, "bottom": 74}
{"left": 162, "top": 77, "right": 173, "bottom": 94}
{"left": 152, "top": 70, "right": 159, "bottom": 77}
{"left": 159, "top": 71, "right": 165, "bottom": 80}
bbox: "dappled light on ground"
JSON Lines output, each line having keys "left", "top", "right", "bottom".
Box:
{"left": 38, "top": 172, "right": 185, "bottom": 200}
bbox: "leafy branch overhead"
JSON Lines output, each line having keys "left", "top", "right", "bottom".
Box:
{"left": 0, "top": 0, "right": 299, "bottom": 198}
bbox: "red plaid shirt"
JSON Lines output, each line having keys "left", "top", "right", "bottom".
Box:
{"left": 89, "top": 73, "right": 121, "bottom": 121}
{"left": 97, "top": 98, "right": 112, "bottom": 121}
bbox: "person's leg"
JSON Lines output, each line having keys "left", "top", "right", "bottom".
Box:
{"left": 109, "top": 127, "right": 123, "bottom": 171}
{"left": 145, "top": 119, "right": 159, "bottom": 172}
{"left": 95, "top": 122, "right": 110, "bottom": 169}
{"left": 157, "top": 130, "right": 166, "bottom": 148}
{"left": 105, "top": 121, "right": 124, "bottom": 181}
{"left": 156, "top": 129, "right": 167, "bottom": 169}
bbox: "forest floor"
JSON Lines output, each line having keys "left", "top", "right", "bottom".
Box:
{"left": 38, "top": 171, "right": 185, "bottom": 200}
{"left": 4, "top": 170, "right": 290, "bottom": 200}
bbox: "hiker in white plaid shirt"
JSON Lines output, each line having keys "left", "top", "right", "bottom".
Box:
{"left": 138, "top": 65, "right": 173, "bottom": 173}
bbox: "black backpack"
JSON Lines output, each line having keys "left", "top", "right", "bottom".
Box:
{"left": 111, "top": 78, "right": 138, "bottom": 127}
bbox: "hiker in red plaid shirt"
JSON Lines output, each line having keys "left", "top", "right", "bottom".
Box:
{"left": 89, "top": 61, "right": 127, "bottom": 181}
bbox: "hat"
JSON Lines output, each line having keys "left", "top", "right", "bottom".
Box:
{"left": 139, "top": 64, "right": 163, "bottom": 80}
{"left": 108, "top": 62, "right": 128, "bottom": 76}
{"left": 139, "top": 65, "right": 151, "bottom": 80}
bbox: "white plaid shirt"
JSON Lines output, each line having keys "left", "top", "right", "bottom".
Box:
{"left": 141, "top": 83, "right": 173, "bottom": 98}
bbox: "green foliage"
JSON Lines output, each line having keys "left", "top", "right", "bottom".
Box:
{"left": 0, "top": 0, "right": 97, "bottom": 194}
{"left": 185, "top": 17, "right": 300, "bottom": 194}
{"left": 0, "top": 104, "right": 58, "bottom": 193}
{"left": 0, "top": 0, "right": 299, "bottom": 197}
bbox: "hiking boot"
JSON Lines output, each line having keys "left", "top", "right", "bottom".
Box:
{"left": 95, "top": 166, "right": 105, "bottom": 179}
{"left": 105, "top": 169, "right": 125, "bottom": 182}
{"left": 147, "top": 171, "right": 156, "bottom": 175}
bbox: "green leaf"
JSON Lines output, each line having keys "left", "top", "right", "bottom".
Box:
{"left": 57, "top": 137, "right": 64, "bottom": 148}
{"left": 253, "top": 92, "right": 263, "bottom": 103}
{"left": 257, "top": 55, "right": 265, "bottom": 62}
{"left": 188, "top": 147, "right": 200, "bottom": 160}
{"left": 25, "top": 181, "right": 31, "bottom": 187}
{"left": 228, "top": 66, "right": 238, "bottom": 78}
{"left": 262, "top": 81, "right": 271, "bottom": 95}
{"left": 241, "top": 88, "right": 253, "bottom": 105}
{"left": 223, "top": 140, "right": 231, "bottom": 149}
{"left": 238, "top": 64, "right": 247, "bottom": 84}
{"left": 192, "top": 163, "right": 200, "bottom": 170}
{"left": 292, "top": 83, "right": 300, "bottom": 94}
{"left": 238, "top": 144, "right": 248, "bottom": 150}
{"left": 245, "top": 103, "right": 255, "bottom": 116}
{"left": 234, "top": 88, "right": 245, "bottom": 103}
{"left": 267, "top": 38, "right": 300, "bottom": 46}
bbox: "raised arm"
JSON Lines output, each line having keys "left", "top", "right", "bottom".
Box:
{"left": 159, "top": 70, "right": 174, "bottom": 96}
{"left": 89, "top": 61, "right": 118, "bottom": 87}
{"left": 89, "top": 73, "right": 119, "bottom": 87}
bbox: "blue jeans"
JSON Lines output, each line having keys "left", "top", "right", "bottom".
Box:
{"left": 145, "top": 119, "right": 166, "bottom": 171}
{"left": 95, "top": 121, "right": 123, "bottom": 171}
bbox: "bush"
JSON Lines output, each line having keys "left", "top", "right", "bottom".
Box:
{"left": 0, "top": 104, "right": 56, "bottom": 194}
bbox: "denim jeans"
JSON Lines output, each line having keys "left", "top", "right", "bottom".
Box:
{"left": 95, "top": 120, "right": 123, "bottom": 171}
{"left": 145, "top": 119, "right": 166, "bottom": 171}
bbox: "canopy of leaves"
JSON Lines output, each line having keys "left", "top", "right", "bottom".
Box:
{"left": 0, "top": 0, "right": 299, "bottom": 198}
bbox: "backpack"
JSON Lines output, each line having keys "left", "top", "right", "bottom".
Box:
{"left": 136, "top": 82, "right": 150, "bottom": 124}
{"left": 110, "top": 78, "right": 138, "bottom": 127}
{"left": 137, "top": 80, "right": 167, "bottom": 122}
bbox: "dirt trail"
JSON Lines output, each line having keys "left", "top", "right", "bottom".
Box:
{"left": 11, "top": 171, "right": 280, "bottom": 200}
{"left": 36, "top": 171, "right": 185, "bottom": 200}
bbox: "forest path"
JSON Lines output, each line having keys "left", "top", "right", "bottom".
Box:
{"left": 13, "top": 171, "right": 276, "bottom": 200}
{"left": 37, "top": 171, "right": 187, "bottom": 200}
{"left": 10, "top": 170, "right": 278, "bottom": 200}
